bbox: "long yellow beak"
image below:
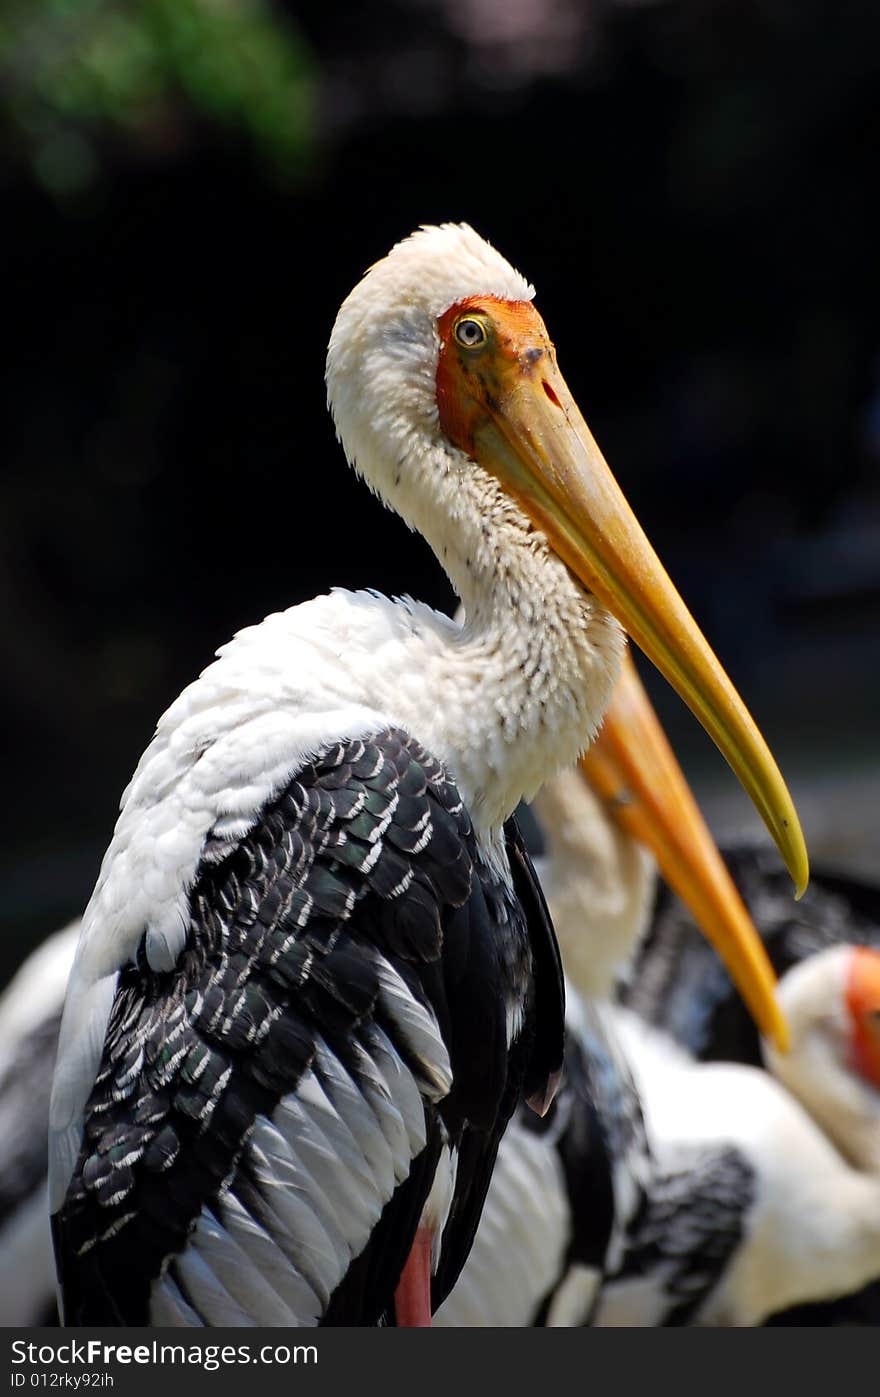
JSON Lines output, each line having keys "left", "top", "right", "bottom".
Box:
{"left": 441, "top": 298, "right": 808, "bottom": 900}
{"left": 582, "top": 650, "right": 788, "bottom": 1050}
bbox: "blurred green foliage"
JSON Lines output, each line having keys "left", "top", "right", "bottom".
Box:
{"left": 0, "top": 0, "right": 315, "bottom": 194}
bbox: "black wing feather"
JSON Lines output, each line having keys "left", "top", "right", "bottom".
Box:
{"left": 53, "top": 728, "right": 562, "bottom": 1327}
{"left": 506, "top": 817, "right": 565, "bottom": 1111}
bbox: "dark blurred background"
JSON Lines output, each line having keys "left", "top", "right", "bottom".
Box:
{"left": 3, "top": 0, "right": 879, "bottom": 979}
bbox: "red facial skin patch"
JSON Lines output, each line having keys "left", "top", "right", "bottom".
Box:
{"left": 435, "top": 295, "right": 552, "bottom": 458}
{"left": 846, "top": 946, "right": 880, "bottom": 1088}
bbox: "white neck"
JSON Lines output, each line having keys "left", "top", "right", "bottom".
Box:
{"left": 325, "top": 222, "right": 626, "bottom": 842}
{"left": 531, "top": 769, "right": 655, "bottom": 1000}
{"left": 441, "top": 501, "right": 624, "bottom": 834}
{"left": 763, "top": 947, "right": 880, "bottom": 1177}
{"left": 333, "top": 511, "right": 624, "bottom": 840}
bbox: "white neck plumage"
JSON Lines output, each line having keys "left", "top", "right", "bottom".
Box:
{"left": 342, "top": 493, "right": 623, "bottom": 844}
{"left": 530, "top": 768, "right": 655, "bottom": 1001}
{"left": 327, "top": 278, "right": 625, "bottom": 841}
{"left": 442, "top": 497, "right": 624, "bottom": 834}
{"left": 764, "top": 947, "right": 880, "bottom": 1177}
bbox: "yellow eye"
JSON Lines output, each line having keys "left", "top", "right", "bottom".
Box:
{"left": 454, "top": 317, "right": 488, "bottom": 349}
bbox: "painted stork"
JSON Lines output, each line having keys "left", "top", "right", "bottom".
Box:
{"left": 605, "top": 949, "right": 880, "bottom": 1325}
{"left": 439, "top": 659, "right": 880, "bottom": 1325}
{"left": 47, "top": 223, "right": 803, "bottom": 1327}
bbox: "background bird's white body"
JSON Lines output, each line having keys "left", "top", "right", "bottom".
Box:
{"left": 555, "top": 809, "right": 880, "bottom": 1324}
{"left": 606, "top": 1002, "right": 880, "bottom": 1325}
{"left": 442, "top": 751, "right": 880, "bottom": 1327}
{"left": 435, "top": 1107, "right": 572, "bottom": 1327}
{"left": 0, "top": 922, "right": 79, "bottom": 1326}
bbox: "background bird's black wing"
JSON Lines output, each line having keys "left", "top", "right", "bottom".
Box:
{"left": 52, "top": 727, "right": 523, "bottom": 1327}
{"left": 608, "top": 1142, "right": 755, "bottom": 1326}
{"left": 765, "top": 1277, "right": 880, "bottom": 1327}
